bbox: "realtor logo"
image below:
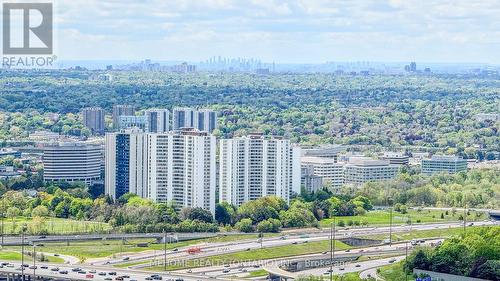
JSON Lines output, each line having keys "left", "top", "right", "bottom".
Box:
{"left": 2, "top": 2, "right": 53, "bottom": 55}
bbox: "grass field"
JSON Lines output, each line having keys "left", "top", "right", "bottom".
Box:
{"left": 320, "top": 209, "right": 485, "bottom": 227}
{"left": 361, "top": 225, "right": 493, "bottom": 241}
{"left": 0, "top": 250, "right": 64, "bottom": 263}
{"left": 144, "top": 240, "right": 351, "bottom": 271}
{"left": 377, "top": 262, "right": 412, "bottom": 281}
{"left": 0, "top": 217, "right": 111, "bottom": 235}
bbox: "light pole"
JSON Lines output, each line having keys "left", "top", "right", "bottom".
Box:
{"left": 405, "top": 241, "right": 408, "bottom": 281}
{"left": 329, "top": 217, "right": 336, "bottom": 281}
{"left": 32, "top": 243, "right": 36, "bottom": 280}
{"left": 163, "top": 230, "right": 167, "bottom": 272}
{"left": 21, "top": 224, "right": 27, "bottom": 281}
{"left": 463, "top": 194, "right": 467, "bottom": 234}
{"left": 388, "top": 198, "right": 393, "bottom": 247}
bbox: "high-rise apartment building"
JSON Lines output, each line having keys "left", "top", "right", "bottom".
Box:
{"left": 195, "top": 109, "right": 217, "bottom": 133}
{"left": 43, "top": 142, "right": 102, "bottom": 186}
{"left": 105, "top": 128, "right": 216, "bottom": 213}
{"left": 219, "top": 134, "right": 301, "bottom": 207}
{"left": 82, "top": 107, "right": 105, "bottom": 135}
{"left": 172, "top": 107, "right": 195, "bottom": 130}
{"left": 172, "top": 107, "right": 217, "bottom": 133}
{"left": 421, "top": 155, "right": 468, "bottom": 175}
{"left": 112, "top": 105, "right": 135, "bottom": 129}
{"left": 145, "top": 109, "right": 170, "bottom": 133}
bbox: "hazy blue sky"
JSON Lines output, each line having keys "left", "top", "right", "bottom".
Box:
{"left": 51, "top": 0, "right": 500, "bottom": 63}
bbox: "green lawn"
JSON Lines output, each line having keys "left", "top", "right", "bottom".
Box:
{"left": 244, "top": 269, "right": 268, "bottom": 278}
{"left": 0, "top": 217, "right": 111, "bottom": 235}
{"left": 320, "top": 209, "right": 485, "bottom": 227}
{"left": 144, "top": 240, "right": 351, "bottom": 271}
{"left": 377, "top": 262, "right": 412, "bottom": 281}
{"left": 0, "top": 250, "right": 64, "bottom": 263}
{"left": 361, "top": 225, "right": 492, "bottom": 241}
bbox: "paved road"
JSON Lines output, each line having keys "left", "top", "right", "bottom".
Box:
{"left": 0, "top": 260, "right": 244, "bottom": 281}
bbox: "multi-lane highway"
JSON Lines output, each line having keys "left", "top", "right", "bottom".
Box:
{"left": 0, "top": 220, "right": 497, "bottom": 281}
{"left": 101, "top": 220, "right": 494, "bottom": 268}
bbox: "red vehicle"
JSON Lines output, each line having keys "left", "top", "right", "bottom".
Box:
{"left": 187, "top": 247, "right": 202, "bottom": 254}
{"left": 86, "top": 274, "right": 94, "bottom": 279}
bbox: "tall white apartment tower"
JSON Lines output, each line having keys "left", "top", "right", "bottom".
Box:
{"left": 105, "top": 128, "right": 216, "bottom": 213}
{"left": 219, "top": 133, "right": 301, "bottom": 207}
{"left": 147, "top": 128, "right": 216, "bottom": 213}
{"left": 145, "top": 109, "right": 170, "bottom": 133}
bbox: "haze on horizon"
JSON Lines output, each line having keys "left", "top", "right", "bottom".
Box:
{"left": 48, "top": 0, "right": 500, "bottom": 63}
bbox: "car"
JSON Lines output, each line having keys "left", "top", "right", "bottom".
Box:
{"left": 40, "top": 266, "right": 48, "bottom": 269}
{"left": 109, "top": 272, "right": 117, "bottom": 276}
{"left": 122, "top": 275, "right": 130, "bottom": 279}
{"left": 89, "top": 270, "right": 97, "bottom": 273}
{"left": 224, "top": 264, "right": 230, "bottom": 268}
{"left": 222, "top": 269, "right": 230, "bottom": 273}
{"left": 246, "top": 248, "right": 251, "bottom": 251}
{"left": 72, "top": 268, "right": 82, "bottom": 272}
{"left": 172, "top": 248, "right": 178, "bottom": 252}
{"left": 39, "top": 235, "right": 46, "bottom": 239}
{"left": 174, "top": 279, "right": 183, "bottom": 281}
{"left": 16, "top": 267, "right": 23, "bottom": 271}
{"left": 123, "top": 257, "right": 130, "bottom": 261}
{"left": 98, "top": 272, "right": 107, "bottom": 276}
{"left": 355, "top": 264, "right": 361, "bottom": 267}
{"left": 1, "top": 262, "right": 9, "bottom": 266}
{"left": 345, "top": 249, "right": 350, "bottom": 252}
{"left": 79, "top": 271, "right": 87, "bottom": 274}
{"left": 86, "top": 274, "right": 94, "bottom": 278}
{"left": 105, "top": 278, "right": 113, "bottom": 281}
{"left": 253, "top": 264, "right": 260, "bottom": 268}
{"left": 187, "top": 269, "right": 192, "bottom": 273}
{"left": 51, "top": 267, "right": 59, "bottom": 271}
{"left": 292, "top": 241, "right": 298, "bottom": 244}
{"left": 388, "top": 258, "right": 397, "bottom": 263}
{"left": 60, "top": 270, "right": 69, "bottom": 274}
{"left": 468, "top": 223, "right": 474, "bottom": 226}
{"left": 22, "top": 264, "right": 29, "bottom": 267}
{"left": 29, "top": 266, "right": 37, "bottom": 269}
{"left": 152, "top": 276, "right": 162, "bottom": 280}
{"left": 54, "top": 253, "right": 59, "bottom": 257}
{"left": 115, "top": 277, "right": 124, "bottom": 281}
{"left": 322, "top": 251, "right": 328, "bottom": 254}
{"left": 145, "top": 278, "right": 153, "bottom": 281}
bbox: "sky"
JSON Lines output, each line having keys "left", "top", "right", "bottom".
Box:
{"left": 17, "top": 0, "right": 500, "bottom": 63}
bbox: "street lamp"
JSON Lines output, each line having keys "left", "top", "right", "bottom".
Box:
{"left": 163, "top": 230, "right": 167, "bottom": 272}
{"left": 21, "top": 223, "right": 27, "bottom": 281}
{"left": 388, "top": 198, "right": 394, "bottom": 247}
{"left": 32, "top": 243, "right": 37, "bottom": 280}
{"left": 329, "top": 217, "right": 336, "bottom": 281}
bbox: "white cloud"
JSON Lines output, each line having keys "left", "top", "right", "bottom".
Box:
{"left": 48, "top": 0, "right": 500, "bottom": 63}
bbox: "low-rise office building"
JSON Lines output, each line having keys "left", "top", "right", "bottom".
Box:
{"left": 344, "top": 157, "right": 399, "bottom": 185}
{"left": 421, "top": 155, "right": 468, "bottom": 175}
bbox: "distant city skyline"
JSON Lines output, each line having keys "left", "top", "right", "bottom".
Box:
{"left": 44, "top": 0, "right": 500, "bottom": 64}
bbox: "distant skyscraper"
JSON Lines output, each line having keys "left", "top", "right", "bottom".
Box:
{"left": 219, "top": 133, "right": 301, "bottom": 207}
{"left": 410, "top": 62, "right": 417, "bottom": 72}
{"left": 145, "top": 109, "right": 170, "bottom": 133}
{"left": 82, "top": 107, "right": 105, "bottom": 135}
{"left": 113, "top": 105, "right": 135, "bottom": 129}
{"left": 105, "top": 128, "right": 216, "bottom": 213}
